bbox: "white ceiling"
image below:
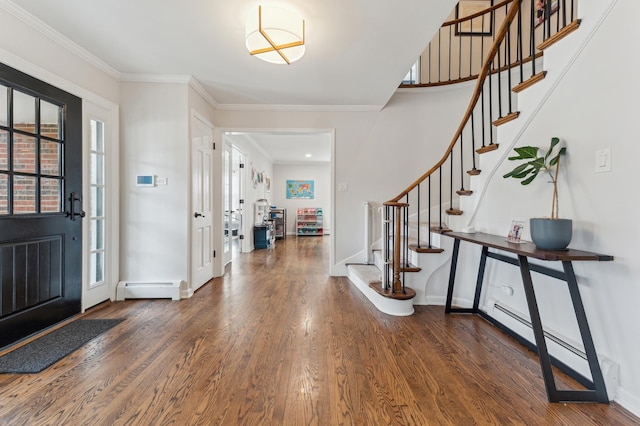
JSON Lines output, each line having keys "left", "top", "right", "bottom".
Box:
{"left": 3, "top": 0, "right": 456, "bottom": 162}
{"left": 225, "top": 132, "right": 331, "bottom": 164}
{"left": 4, "top": 0, "right": 455, "bottom": 109}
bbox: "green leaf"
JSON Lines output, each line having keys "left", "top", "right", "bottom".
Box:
{"left": 503, "top": 163, "right": 529, "bottom": 178}
{"left": 512, "top": 167, "right": 534, "bottom": 179}
{"left": 549, "top": 147, "right": 566, "bottom": 166}
{"left": 529, "top": 158, "right": 546, "bottom": 170}
{"left": 509, "top": 146, "right": 538, "bottom": 160}
{"left": 544, "top": 137, "right": 561, "bottom": 162}
{"left": 521, "top": 170, "right": 539, "bottom": 185}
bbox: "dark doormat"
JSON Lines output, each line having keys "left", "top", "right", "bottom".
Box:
{"left": 0, "top": 319, "right": 125, "bottom": 374}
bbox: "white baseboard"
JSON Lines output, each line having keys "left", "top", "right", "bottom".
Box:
{"left": 614, "top": 387, "right": 640, "bottom": 418}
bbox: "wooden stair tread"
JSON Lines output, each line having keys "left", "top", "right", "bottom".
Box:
{"left": 430, "top": 226, "right": 452, "bottom": 234}
{"left": 476, "top": 144, "right": 499, "bottom": 154}
{"left": 368, "top": 283, "right": 416, "bottom": 300}
{"left": 446, "top": 209, "right": 463, "bottom": 216}
{"left": 456, "top": 189, "right": 473, "bottom": 196}
{"left": 513, "top": 71, "right": 546, "bottom": 93}
{"left": 467, "top": 169, "right": 481, "bottom": 176}
{"left": 385, "top": 262, "right": 421, "bottom": 273}
{"left": 409, "top": 245, "right": 445, "bottom": 254}
{"left": 492, "top": 111, "right": 520, "bottom": 127}
{"left": 538, "top": 19, "right": 581, "bottom": 51}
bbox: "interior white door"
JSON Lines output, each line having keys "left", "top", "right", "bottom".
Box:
{"left": 222, "top": 144, "right": 232, "bottom": 265}
{"left": 233, "top": 148, "right": 245, "bottom": 254}
{"left": 191, "top": 117, "right": 214, "bottom": 290}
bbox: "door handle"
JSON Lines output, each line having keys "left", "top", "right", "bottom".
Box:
{"left": 194, "top": 212, "right": 205, "bottom": 218}
{"left": 65, "top": 192, "right": 86, "bottom": 221}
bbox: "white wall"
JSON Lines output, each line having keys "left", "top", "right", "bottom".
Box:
{"left": 273, "top": 163, "right": 331, "bottom": 235}
{"left": 119, "top": 82, "right": 190, "bottom": 283}
{"left": 468, "top": 0, "right": 640, "bottom": 412}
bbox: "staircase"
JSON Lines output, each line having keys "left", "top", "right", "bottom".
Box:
{"left": 347, "top": 0, "right": 596, "bottom": 315}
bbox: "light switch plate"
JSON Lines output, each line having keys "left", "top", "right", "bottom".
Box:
{"left": 595, "top": 148, "right": 611, "bottom": 173}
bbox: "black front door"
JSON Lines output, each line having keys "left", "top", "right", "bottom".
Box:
{"left": 0, "top": 63, "right": 83, "bottom": 348}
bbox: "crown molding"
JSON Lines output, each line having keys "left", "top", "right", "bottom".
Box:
{"left": 119, "top": 73, "right": 191, "bottom": 84}
{"left": 0, "top": 0, "right": 121, "bottom": 79}
{"left": 188, "top": 77, "right": 219, "bottom": 110}
{"left": 216, "top": 103, "right": 383, "bottom": 112}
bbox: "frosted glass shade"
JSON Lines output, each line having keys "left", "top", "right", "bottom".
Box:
{"left": 246, "top": 6, "right": 305, "bottom": 65}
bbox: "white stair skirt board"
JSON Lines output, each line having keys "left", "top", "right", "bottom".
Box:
{"left": 116, "top": 280, "right": 186, "bottom": 301}
{"left": 347, "top": 264, "right": 414, "bottom": 316}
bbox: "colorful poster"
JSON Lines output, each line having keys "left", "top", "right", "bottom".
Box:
{"left": 286, "top": 180, "right": 314, "bottom": 199}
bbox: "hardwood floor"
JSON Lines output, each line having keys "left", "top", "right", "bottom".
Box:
{"left": 0, "top": 236, "right": 638, "bottom": 425}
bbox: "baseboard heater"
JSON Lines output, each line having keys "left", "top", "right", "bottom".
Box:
{"left": 492, "top": 301, "right": 587, "bottom": 359}
{"left": 116, "top": 280, "right": 185, "bottom": 301}
{"left": 485, "top": 299, "right": 619, "bottom": 397}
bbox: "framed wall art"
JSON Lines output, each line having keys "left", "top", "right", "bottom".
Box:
{"left": 286, "top": 180, "right": 314, "bottom": 199}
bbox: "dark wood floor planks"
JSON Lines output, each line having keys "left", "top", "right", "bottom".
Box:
{"left": 0, "top": 236, "right": 637, "bottom": 425}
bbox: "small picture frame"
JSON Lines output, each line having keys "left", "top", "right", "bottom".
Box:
{"left": 507, "top": 220, "right": 525, "bottom": 243}
{"left": 535, "top": 0, "right": 559, "bottom": 28}
{"left": 456, "top": 0, "right": 494, "bottom": 36}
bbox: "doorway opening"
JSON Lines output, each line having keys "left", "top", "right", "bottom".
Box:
{"left": 223, "top": 144, "right": 245, "bottom": 265}
{"left": 221, "top": 130, "right": 334, "bottom": 271}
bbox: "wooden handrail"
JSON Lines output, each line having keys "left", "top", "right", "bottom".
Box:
{"left": 388, "top": 0, "right": 521, "bottom": 203}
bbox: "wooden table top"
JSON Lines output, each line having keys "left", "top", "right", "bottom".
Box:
{"left": 444, "top": 231, "right": 613, "bottom": 262}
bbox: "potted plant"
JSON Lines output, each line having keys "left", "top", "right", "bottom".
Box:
{"left": 503, "top": 137, "right": 571, "bottom": 250}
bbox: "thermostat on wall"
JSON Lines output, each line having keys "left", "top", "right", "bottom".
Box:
{"left": 136, "top": 175, "right": 155, "bottom": 187}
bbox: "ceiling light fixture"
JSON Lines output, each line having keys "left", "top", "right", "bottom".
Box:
{"left": 305, "top": 153, "right": 312, "bottom": 158}
{"left": 246, "top": 5, "right": 305, "bottom": 65}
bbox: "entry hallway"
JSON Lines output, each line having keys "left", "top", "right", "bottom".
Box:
{"left": 0, "top": 236, "right": 637, "bottom": 425}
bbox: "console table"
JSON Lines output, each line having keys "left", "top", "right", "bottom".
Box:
{"left": 443, "top": 231, "right": 613, "bottom": 403}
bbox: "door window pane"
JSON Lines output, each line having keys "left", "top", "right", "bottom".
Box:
{"left": 41, "top": 140, "right": 61, "bottom": 176}
{"left": 0, "top": 130, "right": 7, "bottom": 171}
{"left": 91, "top": 186, "right": 104, "bottom": 217}
{"left": 0, "top": 174, "right": 7, "bottom": 214}
{"left": 91, "top": 119, "right": 104, "bottom": 152}
{"left": 91, "top": 152, "right": 104, "bottom": 185}
{"left": 40, "top": 178, "right": 61, "bottom": 213}
{"left": 40, "top": 100, "right": 62, "bottom": 140}
{"left": 91, "top": 219, "right": 104, "bottom": 251}
{"left": 90, "top": 251, "right": 104, "bottom": 285}
{"left": 13, "top": 175, "right": 37, "bottom": 214}
{"left": 12, "top": 90, "right": 36, "bottom": 134}
{"left": 13, "top": 134, "right": 37, "bottom": 173}
{"left": 0, "top": 85, "right": 7, "bottom": 127}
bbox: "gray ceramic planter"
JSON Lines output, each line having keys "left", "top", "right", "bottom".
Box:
{"left": 530, "top": 218, "right": 572, "bottom": 250}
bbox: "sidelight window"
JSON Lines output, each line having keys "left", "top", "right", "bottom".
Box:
{"left": 89, "top": 119, "right": 105, "bottom": 286}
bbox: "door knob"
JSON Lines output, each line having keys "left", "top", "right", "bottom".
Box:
{"left": 194, "top": 212, "right": 205, "bottom": 218}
